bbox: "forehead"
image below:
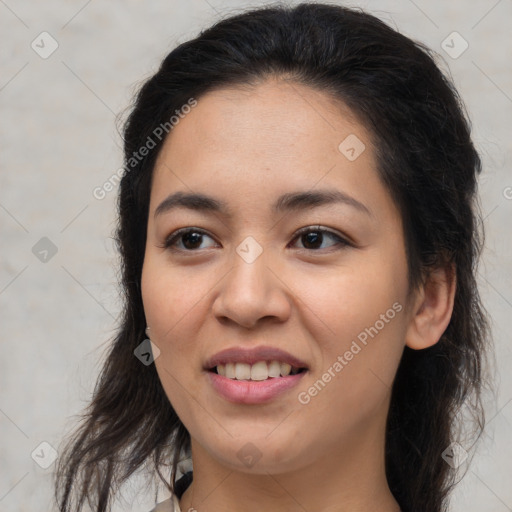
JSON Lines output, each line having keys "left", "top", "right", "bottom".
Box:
{"left": 160, "top": 79, "right": 365, "bottom": 160}
{"left": 149, "top": 79, "right": 399, "bottom": 228}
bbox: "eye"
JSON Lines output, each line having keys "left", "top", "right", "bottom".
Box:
{"left": 289, "top": 226, "right": 350, "bottom": 251}
{"left": 163, "top": 227, "right": 218, "bottom": 251}
{"left": 162, "top": 225, "right": 351, "bottom": 253}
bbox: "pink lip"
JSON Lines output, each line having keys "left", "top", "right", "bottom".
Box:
{"left": 207, "top": 371, "right": 307, "bottom": 404}
{"left": 204, "top": 345, "right": 308, "bottom": 370}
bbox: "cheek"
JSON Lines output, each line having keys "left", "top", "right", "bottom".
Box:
{"left": 297, "top": 255, "right": 408, "bottom": 411}
{"left": 297, "top": 298, "right": 406, "bottom": 437}
{"left": 141, "top": 255, "right": 215, "bottom": 391}
{"left": 304, "top": 259, "right": 407, "bottom": 344}
{"left": 141, "top": 256, "right": 210, "bottom": 343}
{"left": 141, "top": 259, "right": 203, "bottom": 419}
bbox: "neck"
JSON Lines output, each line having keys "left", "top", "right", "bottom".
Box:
{"left": 178, "top": 414, "right": 400, "bottom": 512}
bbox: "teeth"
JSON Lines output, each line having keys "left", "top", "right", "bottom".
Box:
{"left": 225, "top": 362, "right": 236, "bottom": 379}
{"left": 215, "top": 360, "right": 302, "bottom": 380}
{"left": 251, "top": 361, "right": 268, "bottom": 381}
{"left": 268, "top": 360, "right": 281, "bottom": 378}
{"left": 280, "top": 363, "right": 291, "bottom": 376}
{"left": 235, "top": 363, "right": 251, "bottom": 380}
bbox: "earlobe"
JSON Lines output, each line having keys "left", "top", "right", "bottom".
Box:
{"left": 405, "top": 264, "right": 456, "bottom": 350}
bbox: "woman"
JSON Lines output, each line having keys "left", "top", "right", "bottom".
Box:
{"left": 54, "top": 3, "right": 490, "bottom": 512}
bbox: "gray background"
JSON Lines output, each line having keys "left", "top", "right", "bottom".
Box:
{"left": 1, "top": 0, "right": 511, "bottom": 511}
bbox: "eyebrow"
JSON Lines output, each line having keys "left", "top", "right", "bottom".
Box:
{"left": 154, "top": 189, "right": 372, "bottom": 219}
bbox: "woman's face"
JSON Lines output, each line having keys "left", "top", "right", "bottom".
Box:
{"left": 141, "top": 79, "right": 413, "bottom": 474}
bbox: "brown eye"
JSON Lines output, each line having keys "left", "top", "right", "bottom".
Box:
{"left": 162, "top": 225, "right": 350, "bottom": 254}
{"left": 290, "top": 226, "right": 350, "bottom": 251}
{"left": 164, "top": 228, "right": 217, "bottom": 251}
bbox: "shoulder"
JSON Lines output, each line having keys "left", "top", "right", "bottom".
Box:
{"left": 149, "top": 470, "right": 192, "bottom": 512}
{"left": 148, "top": 495, "right": 180, "bottom": 512}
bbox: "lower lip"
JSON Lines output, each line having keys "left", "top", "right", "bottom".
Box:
{"left": 207, "top": 370, "right": 307, "bottom": 404}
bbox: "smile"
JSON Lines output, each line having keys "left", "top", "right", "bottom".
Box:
{"left": 207, "top": 365, "right": 308, "bottom": 405}
{"left": 211, "top": 361, "right": 306, "bottom": 381}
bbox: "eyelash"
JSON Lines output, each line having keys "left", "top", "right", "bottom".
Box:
{"left": 162, "top": 225, "right": 352, "bottom": 253}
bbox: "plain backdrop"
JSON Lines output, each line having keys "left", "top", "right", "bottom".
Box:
{"left": 1, "top": 1, "right": 511, "bottom": 511}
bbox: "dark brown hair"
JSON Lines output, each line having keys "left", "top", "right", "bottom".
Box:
{"left": 55, "top": 3, "right": 491, "bottom": 511}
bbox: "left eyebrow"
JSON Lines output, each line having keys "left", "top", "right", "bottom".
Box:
{"left": 154, "top": 188, "right": 373, "bottom": 219}
{"left": 273, "top": 189, "right": 372, "bottom": 217}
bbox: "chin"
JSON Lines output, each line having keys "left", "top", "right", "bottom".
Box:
{"left": 200, "top": 432, "right": 314, "bottom": 475}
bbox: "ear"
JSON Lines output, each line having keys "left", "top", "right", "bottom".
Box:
{"left": 405, "top": 263, "right": 456, "bottom": 350}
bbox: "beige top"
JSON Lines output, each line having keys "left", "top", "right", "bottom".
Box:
{"left": 149, "top": 494, "right": 181, "bottom": 512}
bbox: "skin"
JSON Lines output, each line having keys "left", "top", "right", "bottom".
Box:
{"left": 141, "top": 78, "right": 455, "bottom": 512}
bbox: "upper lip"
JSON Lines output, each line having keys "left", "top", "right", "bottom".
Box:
{"left": 204, "top": 346, "right": 309, "bottom": 370}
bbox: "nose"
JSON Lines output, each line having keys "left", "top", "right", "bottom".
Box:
{"left": 211, "top": 248, "right": 292, "bottom": 329}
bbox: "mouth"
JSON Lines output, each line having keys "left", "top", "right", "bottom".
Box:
{"left": 208, "top": 361, "right": 308, "bottom": 381}
{"left": 204, "top": 345, "right": 309, "bottom": 404}
{"left": 207, "top": 364, "right": 308, "bottom": 405}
